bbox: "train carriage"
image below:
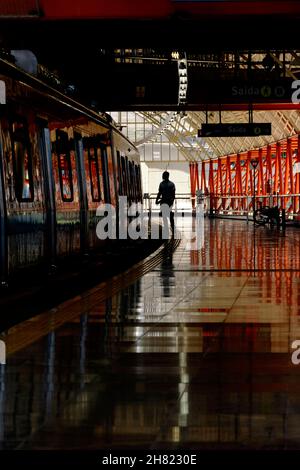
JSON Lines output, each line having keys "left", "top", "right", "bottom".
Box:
{"left": 0, "top": 58, "right": 142, "bottom": 285}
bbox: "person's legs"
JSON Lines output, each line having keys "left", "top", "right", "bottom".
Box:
{"left": 170, "top": 209, "right": 174, "bottom": 235}
{"left": 161, "top": 203, "right": 170, "bottom": 238}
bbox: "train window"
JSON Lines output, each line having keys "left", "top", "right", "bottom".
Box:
{"left": 128, "top": 161, "right": 136, "bottom": 201}
{"left": 56, "top": 131, "right": 74, "bottom": 202}
{"left": 121, "top": 156, "right": 128, "bottom": 197}
{"left": 139, "top": 165, "right": 142, "bottom": 201}
{"left": 125, "top": 157, "right": 132, "bottom": 201}
{"left": 11, "top": 120, "right": 34, "bottom": 202}
{"left": 133, "top": 164, "right": 138, "bottom": 202}
{"left": 135, "top": 165, "right": 141, "bottom": 201}
{"left": 117, "top": 151, "right": 123, "bottom": 195}
{"left": 88, "top": 147, "right": 101, "bottom": 202}
{"left": 100, "top": 146, "right": 111, "bottom": 203}
{"left": 106, "top": 146, "right": 116, "bottom": 205}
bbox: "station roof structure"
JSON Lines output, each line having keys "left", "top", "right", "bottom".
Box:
{"left": 125, "top": 109, "right": 300, "bottom": 162}
{"left": 108, "top": 49, "right": 300, "bottom": 163}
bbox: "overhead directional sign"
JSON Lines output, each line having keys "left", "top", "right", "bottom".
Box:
{"left": 199, "top": 123, "right": 272, "bottom": 138}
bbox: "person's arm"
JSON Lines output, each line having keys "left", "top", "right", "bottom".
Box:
{"left": 156, "top": 183, "right": 162, "bottom": 205}
{"left": 171, "top": 183, "right": 176, "bottom": 204}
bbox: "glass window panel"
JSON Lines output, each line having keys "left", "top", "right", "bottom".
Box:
{"left": 11, "top": 120, "right": 34, "bottom": 202}
{"left": 145, "top": 143, "right": 153, "bottom": 161}
{"left": 170, "top": 146, "right": 179, "bottom": 161}
{"left": 88, "top": 147, "right": 101, "bottom": 202}
{"left": 135, "top": 130, "right": 144, "bottom": 141}
{"left": 58, "top": 153, "right": 73, "bottom": 201}
{"left": 162, "top": 144, "right": 170, "bottom": 160}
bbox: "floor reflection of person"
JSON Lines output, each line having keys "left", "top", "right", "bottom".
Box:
{"left": 155, "top": 171, "right": 176, "bottom": 236}
{"left": 160, "top": 242, "right": 175, "bottom": 298}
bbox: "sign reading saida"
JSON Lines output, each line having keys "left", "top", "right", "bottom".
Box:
{"left": 199, "top": 123, "right": 271, "bottom": 138}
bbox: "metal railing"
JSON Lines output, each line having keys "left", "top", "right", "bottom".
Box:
{"left": 143, "top": 193, "right": 198, "bottom": 215}
{"left": 209, "top": 193, "right": 300, "bottom": 219}
{"left": 142, "top": 192, "right": 300, "bottom": 222}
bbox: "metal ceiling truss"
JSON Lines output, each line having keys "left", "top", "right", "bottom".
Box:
{"left": 136, "top": 109, "right": 300, "bottom": 162}
{"left": 135, "top": 108, "right": 300, "bottom": 217}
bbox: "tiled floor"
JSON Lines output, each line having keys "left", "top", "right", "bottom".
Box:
{"left": 1, "top": 218, "right": 300, "bottom": 449}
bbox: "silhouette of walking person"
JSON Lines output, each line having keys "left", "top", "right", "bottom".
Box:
{"left": 156, "top": 171, "right": 176, "bottom": 237}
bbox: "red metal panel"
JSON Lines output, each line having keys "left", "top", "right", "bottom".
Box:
{"left": 236, "top": 154, "right": 243, "bottom": 209}
{"left": 190, "top": 162, "right": 198, "bottom": 209}
{"left": 195, "top": 162, "right": 200, "bottom": 192}
{"left": 39, "top": 0, "right": 171, "bottom": 19}
{"left": 201, "top": 161, "right": 206, "bottom": 192}
{"left": 36, "top": 0, "right": 300, "bottom": 20}
{"left": 258, "top": 148, "right": 264, "bottom": 197}
{"left": 236, "top": 154, "right": 242, "bottom": 194}
{"left": 209, "top": 159, "right": 215, "bottom": 209}
{"left": 266, "top": 145, "right": 272, "bottom": 188}
{"left": 274, "top": 142, "right": 283, "bottom": 196}
{"left": 226, "top": 156, "right": 233, "bottom": 196}
{"left": 287, "top": 138, "right": 294, "bottom": 194}
{"left": 202, "top": 134, "right": 300, "bottom": 215}
{"left": 193, "top": 163, "right": 197, "bottom": 209}
{"left": 247, "top": 151, "right": 253, "bottom": 197}
{"left": 295, "top": 136, "right": 300, "bottom": 214}
{"left": 189, "top": 162, "right": 193, "bottom": 198}
{"left": 217, "top": 158, "right": 223, "bottom": 195}
{"left": 0, "top": 0, "right": 39, "bottom": 16}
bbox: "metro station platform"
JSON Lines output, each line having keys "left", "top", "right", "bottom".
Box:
{"left": 1, "top": 218, "right": 300, "bottom": 450}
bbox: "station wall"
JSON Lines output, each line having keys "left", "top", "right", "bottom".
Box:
{"left": 141, "top": 162, "right": 190, "bottom": 197}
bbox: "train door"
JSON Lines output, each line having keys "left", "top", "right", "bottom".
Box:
{"left": 38, "top": 120, "right": 57, "bottom": 268}
{"left": 135, "top": 164, "right": 142, "bottom": 202}
{"left": 100, "top": 145, "right": 111, "bottom": 204}
{"left": 116, "top": 151, "right": 123, "bottom": 196}
{"left": 2, "top": 116, "right": 46, "bottom": 273}
{"left": 52, "top": 129, "right": 81, "bottom": 257}
{"left": 83, "top": 139, "right": 104, "bottom": 249}
{"left": 125, "top": 156, "right": 132, "bottom": 203}
{"left": 105, "top": 144, "right": 117, "bottom": 206}
{"left": 74, "top": 133, "right": 88, "bottom": 254}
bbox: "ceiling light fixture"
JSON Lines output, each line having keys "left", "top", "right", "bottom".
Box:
{"left": 177, "top": 53, "right": 188, "bottom": 105}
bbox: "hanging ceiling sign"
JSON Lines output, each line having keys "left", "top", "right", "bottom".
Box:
{"left": 199, "top": 123, "right": 271, "bottom": 137}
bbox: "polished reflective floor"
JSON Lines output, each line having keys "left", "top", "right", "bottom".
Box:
{"left": 1, "top": 218, "right": 300, "bottom": 449}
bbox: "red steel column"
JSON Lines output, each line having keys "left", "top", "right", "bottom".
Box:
{"left": 244, "top": 152, "right": 251, "bottom": 211}
{"left": 266, "top": 145, "right": 272, "bottom": 183}
{"left": 195, "top": 162, "right": 200, "bottom": 192}
{"left": 209, "top": 159, "right": 215, "bottom": 211}
{"left": 258, "top": 148, "right": 264, "bottom": 198}
{"left": 189, "top": 162, "right": 195, "bottom": 209}
{"left": 295, "top": 136, "right": 300, "bottom": 214}
{"left": 274, "top": 142, "right": 283, "bottom": 208}
{"left": 226, "top": 156, "right": 233, "bottom": 210}
{"left": 201, "top": 161, "right": 206, "bottom": 192}
{"left": 235, "top": 154, "right": 243, "bottom": 210}
{"left": 287, "top": 138, "right": 294, "bottom": 212}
